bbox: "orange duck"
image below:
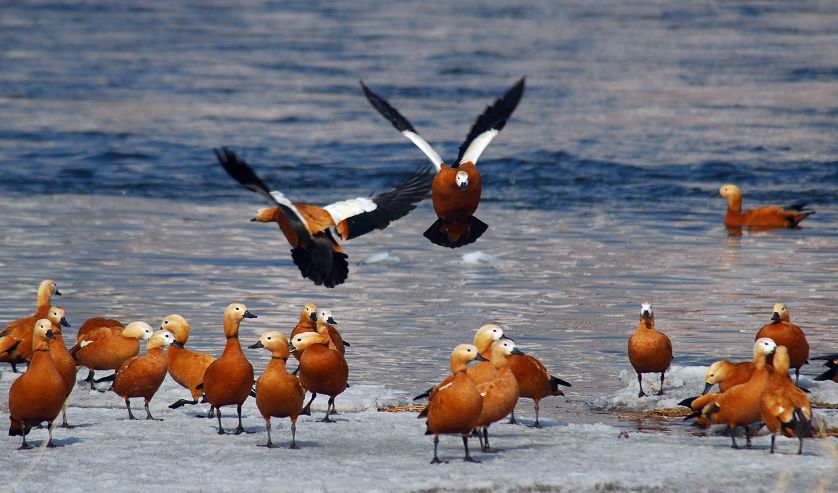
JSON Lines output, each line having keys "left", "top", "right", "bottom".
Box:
{"left": 70, "top": 321, "right": 154, "bottom": 390}
{"left": 75, "top": 316, "right": 124, "bottom": 385}
{"left": 8, "top": 319, "right": 66, "bottom": 449}
{"left": 290, "top": 331, "right": 348, "bottom": 422}
{"left": 215, "top": 148, "right": 433, "bottom": 288}
{"left": 475, "top": 339, "right": 522, "bottom": 453}
{"left": 45, "top": 306, "right": 76, "bottom": 428}
{"left": 312, "top": 309, "right": 348, "bottom": 355}
{"left": 628, "top": 302, "right": 673, "bottom": 398}
{"left": 160, "top": 314, "right": 217, "bottom": 414}
{"left": 250, "top": 331, "right": 304, "bottom": 448}
{"left": 201, "top": 303, "right": 256, "bottom": 434}
{"left": 104, "top": 330, "right": 174, "bottom": 420}
{"left": 0, "top": 279, "right": 61, "bottom": 372}
{"left": 420, "top": 344, "right": 486, "bottom": 463}
{"left": 755, "top": 303, "right": 809, "bottom": 385}
{"left": 362, "top": 79, "right": 525, "bottom": 248}
{"left": 506, "top": 336, "right": 571, "bottom": 427}
{"left": 813, "top": 353, "right": 838, "bottom": 383}
{"left": 289, "top": 304, "right": 317, "bottom": 363}
{"left": 719, "top": 184, "right": 814, "bottom": 229}
{"left": 697, "top": 338, "right": 777, "bottom": 449}
{"left": 760, "top": 346, "right": 813, "bottom": 454}
{"left": 701, "top": 360, "right": 756, "bottom": 395}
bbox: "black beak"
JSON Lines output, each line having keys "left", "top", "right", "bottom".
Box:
{"left": 60, "top": 317, "right": 70, "bottom": 327}
{"left": 702, "top": 382, "right": 714, "bottom": 395}
{"left": 642, "top": 311, "right": 651, "bottom": 318}
{"left": 288, "top": 342, "right": 297, "bottom": 352}
{"left": 511, "top": 348, "right": 525, "bottom": 355}
{"left": 45, "top": 330, "right": 56, "bottom": 339}
{"left": 500, "top": 334, "right": 514, "bottom": 342}
{"left": 54, "top": 289, "right": 62, "bottom": 296}
{"left": 771, "top": 312, "right": 780, "bottom": 322}
{"left": 459, "top": 182, "right": 468, "bottom": 192}
{"left": 248, "top": 341, "right": 264, "bottom": 349}
{"left": 474, "top": 353, "right": 489, "bottom": 362}
{"left": 310, "top": 312, "right": 318, "bottom": 322}
{"left": 327, "top": 316, "right": 337, "bottom": 324}
{"left": 243, "top": 310, "right": 257, "bottom": 319}
{"left": 250, "top": 217, "right": 258, "bottom": 222}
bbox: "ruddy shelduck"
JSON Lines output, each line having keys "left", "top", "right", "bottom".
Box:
{"left": 0, "top": 279, "right": 60, "bottom": 372}
{"left": 420, "top": 344, "right": 487, "bottom": 464}
{"left": 75, "top": 316, "right": 124, "bottom": 385}
{"left": 701, "top": 360, "right": 756, "bottom": 395}
{"left": 70, "top": 321, "right": 154, "bottom": 390}
{"left": 161, "top": 314, "right": 217, "bottom": 413}
{"left": 289, "top": 304, "right": 317, "bottom": 363}
{"left": 45, "top": 306, "right": 76, "bottom": 428}
{"left": 719, "top": 184, "right": 814, "bottom": 229}
{"left": 291, "top": 331, "right": 348, "bottom": 422}
{"left": 216, "top": 148, "right": 433, "bottom": 288}
{"left": 362, "top": 79, "right": 525, "bottom": 248}
{"left": 627, "top": 302, "right": 673, "bottom": 398}
{"left": 107, "top": 330, "right": 175, "bottom": 420}
{"left": 475, "top": 339, "right": 522, "bottom": 453}
{"left": 760, "top": 346, "right": 813, "bottom": 454}
{"left": 507, "top": 344, "right": 571, "bottom": 427}
{"left": 8, "top": 319, "right": 65, "bottom": 449}
{"left": 312, "top": 308, "right": 348, "bottom": 355}
{"left": 202, "top": 303, "right": 257, "bottom": 434}
{"left": 755, "top": 303, "right": 809, "bottom": 385}
{"left": 250, "top": 331, "right": 304, "bottom": 448}
{"left": 698, "top": 338, "right": 777, "bottom": 449}
{"left": 813, "top": 353, "right": 838, "bottom": 383}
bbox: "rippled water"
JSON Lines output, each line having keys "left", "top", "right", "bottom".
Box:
{"left": 1, "top": 1, "right": 837, "bottom": 423}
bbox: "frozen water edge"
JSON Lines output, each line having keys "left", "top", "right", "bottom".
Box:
{"left": 1, "top": 369, "right": 837, "bottom": 492}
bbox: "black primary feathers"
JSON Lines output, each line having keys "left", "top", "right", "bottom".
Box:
{"left": 455, "top": 78, "right": 525, "bottom": 166}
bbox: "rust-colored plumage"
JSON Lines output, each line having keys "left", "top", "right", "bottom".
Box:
{"left": 251, "top": 331, "right": 305, "bottom": 448}
{"left": 755, "top": 303, "right": 809, "bottom": 385}
{"left": 628, "top": 302, "right": 672, "bottom": 397}
{"left": 291, "top": 331, "right": 348, "bottom": 422}
{"left": 202, "top": 303, "right": 256, "bottom": 434}
{"left": 719, "top": 184, "right": 814, "bottom": 229}
{"left": 0, "top": 280, "right": 60, "bottom": 372}
{"left": 160, "top": 314, "right": 217, "bottom": 412}
{"left": 45, "top": 306, "right": 75, "bottom": 428}
{"left": 8, "top": 319, "right": 65, "bottom": 449}
{"left": 475, "top": 340, "right": 521, "bottom": 453}
{"left": 70, "top": 321, "right": 154, "bottom": 389}
{"left": 760, "top": 346, "right": 812, "bottom": 454}
{"left": 507, "top": 350, "right": 571, "bottom": 427}
{"left": 111, "top": 330, "right": 174, "bottom": 420}
{"left": 289, "top": 304, "right": 317, "bottom": 362}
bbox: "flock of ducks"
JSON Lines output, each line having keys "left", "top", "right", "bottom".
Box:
{"left": 0, "top": 80, "right": 827, "bottom": 463}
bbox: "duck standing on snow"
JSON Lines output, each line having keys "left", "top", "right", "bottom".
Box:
{"left": 719, "top": 184, "right": 814, "bottom": 229}
{"left": 75, "top": 316, "right": 125, "bottom": 385}
{"left": 506, "top": 337, "right": 572, "bottom": 427}
{"left": 627, "top": 302, "right": 672, "bottom": 398}
{"left": 70, "top": 321, "right": 154, "bottom": 390}
{"left": 760, "top": 346, "right": 813, "bottom": 454}
{"left": 362, "top": 78, "right": 525, "bottom": 248}
{"left": 45, "top": 306, "right": 76, "bottom": 428}
{"left": 215, "top": 147, "right": 433, "bottom": 288}
{"left": 8, "top": 320, "right": 66, "bottom": 449}
{"left": 161, "top": 314, "right": 217, "bottom": 415}
{"left": 250, "top": 331, "right": 304, "bottom": 448}
{"left": 290, "top": 331, "right": 348, "bottom": 422}
{"left": 420, "top": 344, "right": 486, "bottom": 464}
{"left": 202, "top": 303, "right": 256, "bottom": 435}
{"left": 0, "top": 279, "right": 61, "bottom": 373}
{"left": 755, "top": 303, "right": 809, "bottom": 385}
{"left": 102, "top": 330, "right": 175, "bottom": 420}
{"left": 475, "top": 339, "right": 522, "bottom": 453}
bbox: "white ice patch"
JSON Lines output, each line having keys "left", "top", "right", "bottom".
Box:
{"left": 403, "top": 130, "right": 444, "bottom": 171}
{"left": 269, "top": 190, "right": 309, "bottom": 227}
{"left": 459, "top": 129, "right": 499, "bottom": 166}
{"left": 588, "top": 365, "right": 710, "bottom": 411}
{"left": 359, "top": 252, "right": 401, "bottom": 265}
{"left": 459, "top": 251, "right": 502, "bottom": 266}
{"left": 324, "top": 197, "right": 377, "bottom": 224}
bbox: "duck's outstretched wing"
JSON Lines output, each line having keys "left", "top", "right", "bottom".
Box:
{"left": 455, "top": 77, "right": 525, "bottom": 167}
{"left": 361, "top": 81, "right": 444, "bottom": 172}
{"left": 324, "top": 166, "right": 434, "bottom": 240}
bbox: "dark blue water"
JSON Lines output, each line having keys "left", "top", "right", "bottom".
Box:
{"left": 1, "top": 0, "right": 836, "bottom": 213}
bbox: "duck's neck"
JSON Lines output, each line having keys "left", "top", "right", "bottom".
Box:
{"left": 490, "top": 352, "right": 509, "bottom": 369}
{"left": 638, "top": 317, "right": 655, "bottom": 331}
{"left": 221, "top": 336, "right": 243, "bottom": 357}
{"left": 267, "top": 356, "right": 289, "bottom": 373}
{"left": 726, "top": 194, "right": 742, "bottom": 214}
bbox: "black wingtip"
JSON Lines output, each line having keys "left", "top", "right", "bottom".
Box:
{"left": 214, "top": 147, "right": 273, "bottom": 197}
{"left": 454, "top": 77, "right": 526, "bottom": 166}
{"left": 361, "top": 81, "right": 417, "bottom": 134}
{"left": 678, "top": 396, "right": 697, "bottom": 408}
{"left": 413, "top": 387, "right": 433, "bottom": 401}
{"left": 94, "top": 374, "right": 116, "bottom": 383}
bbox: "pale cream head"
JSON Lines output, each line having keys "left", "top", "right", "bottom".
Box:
{"left": 640, "top": 302, "right": 653, "bottom": 319}
{"left": 123, "top": 321, "right": 154, "bottom": 340}
{"left": 161, "top": 314, "right": 190, "bottom": 343}
{"left": 771, "top": 303, "right": 790, "bottom": 322}
{"left": 473, "top": 324, "right": 504, "bottom": 350}
{"left": 147, "top": 330, "right": 175, "bottom": 350}
{"left": 455, "top": 170, "right": 469, "bottom": 191}
{"left": 32, "top": 318, "right": 55, "bottom": 350}
{"left": 315, "top": 309, "right": 336, "bottom": 325}
{"left": 449, "top": 343, "right": 484, "bottom": 373}
{"left": 704, "top": 360, "right": 730, "bottom": 385}
{"left": 47, "top": 306, "right": 69, "bottom": 335}
{"left": 258, "top": 331, "right": 291, "bottom": 359}
{"left": 754, "top": 337, "right": 778, "bottom": 357}
{"left": 300, "top": 303, "right": 317, "bottom": 321}
{"left": 289, "top": 331, "right": 330, "bottom": 352}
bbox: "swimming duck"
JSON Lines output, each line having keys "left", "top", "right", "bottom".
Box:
{"left": 627, "top": 302, "right": 673, "bottom": 398}
{"left": 45, "top": 306, "right": 76, "bottom": 428}
{"left": 760, "top": 346, "right": 813, "bottom": 454}
{"left": 755, "top": 303, "right": 809, "bottom": 385}
{"left": 70, "top": 321, "right": 154, "bottom": 390}
{"left": 719, "top": 184, "right": 814, "bottom": 229}
{"left": 250, "top": 331, "right": 304, "bottom": 448}
{"left": 362, "top": 79, "right": 525, "bottom": 248}
{"left": 475, "top": 339, "right": 522, "bottom": 453}
{"left": 202, "top": 303, "right": 256, "bottom": 434}
{"left": 420, "top": 344, "right": 487, "bottom": 463}
{"left": 160, "top": 314, "right": 217, "bottom": 414}
{"left": 215, "top": 148, "right": 433, "bottom": 288}
{"left": 291, "top": 331, "right": 348, "bottom": 422}
{"left": 8, "top": 319, "right": 65, "bottom": 449}
{"left": 106, "top": 330, "right": 175, "bottom": 420}
{"left": 0, "top": 279, "right": 61, "bottom": 372}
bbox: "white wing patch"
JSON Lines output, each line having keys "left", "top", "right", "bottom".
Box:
{"left": 458, "top": 129, "right": 499, "bottom": 166}
{"left": 324, "top": 197, "right": 377, "bottom": 224}
{"left": 269, "top": 190, "right": 309, "bottom": 227}
{"left": 437, "top": 382, "right": 453, "bottom": 393}
{"left": 80, "top": 340, "right": 93, "bottom": 348}
{"left": 403, "top": 130, "right": 444, "bottom": 172}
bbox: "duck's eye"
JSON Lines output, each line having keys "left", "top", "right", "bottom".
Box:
{"left": 236, "top": 307, "right": 240, "bottom": 311}
{"left": 267, "top": 337, "right": 272, "bottom": 340}
{"left": 164, "top": 320, "right": 169, "bottom": 324}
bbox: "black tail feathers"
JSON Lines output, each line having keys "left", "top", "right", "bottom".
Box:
{"left": 549, "top": 376, "right": 572, "bottom": 393}
{"left": 678, "top": 396, "right": 698, "bottom": 409}
{"left": 423, "top": 216, "right": 488, "bottom": 249}
{"left": 413, "top": 387, "right": 434, "bottom": 401}
{"left": 291, "top": 235, "right": 349, "bottom": 288}
{"left": 94, "top": 373, "right": 116, "bottom": 383}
